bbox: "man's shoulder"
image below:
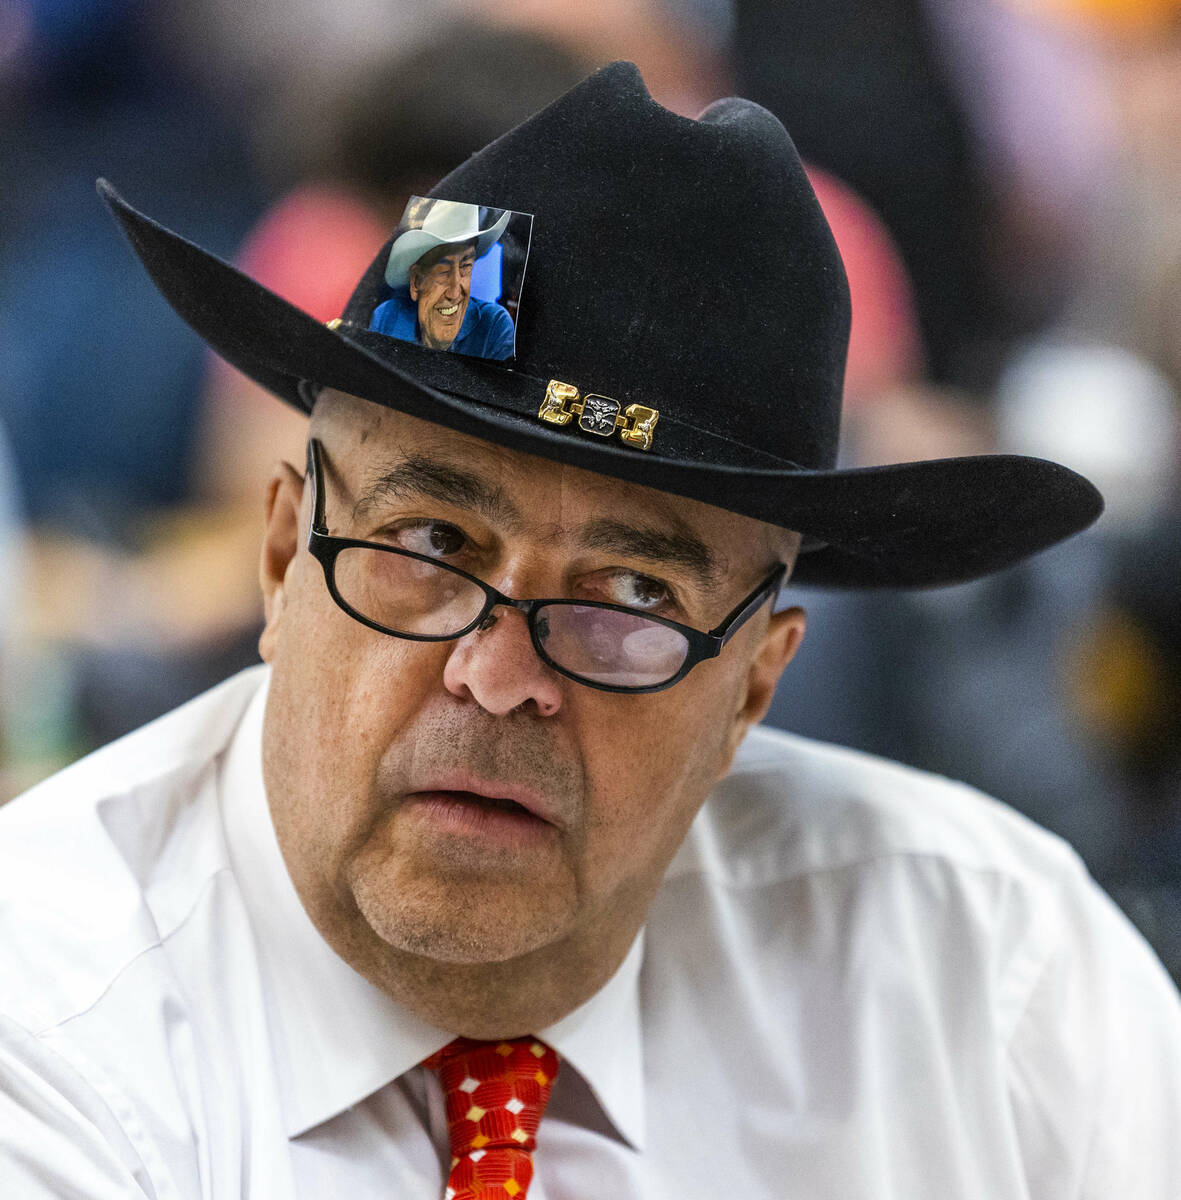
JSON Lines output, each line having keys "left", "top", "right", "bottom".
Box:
{"left": 463, "top": 296, "right": 515, "bottom": 355}
{"left": 5, "top": 664, "right": 266, "bottom": 818}
{"left": 369, "top": 291, "right": 414, "bottom": 336}
{"left": 678, "top": 724, "right": 1082, "bottom": 892}
{"left": 0, "top": 666, "right": 267, "bottom": 1030}
{"left": 468, "top": 294, "right": 512, "bottom": 321}
{"left": 664, "top": 726, "right": 1142, "bottom": 1044}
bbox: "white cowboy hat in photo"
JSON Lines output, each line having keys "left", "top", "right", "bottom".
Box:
{"left": 383, "top": 199, "right": 512, "bottom": 288}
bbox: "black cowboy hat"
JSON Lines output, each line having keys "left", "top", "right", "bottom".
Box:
{"left": 98, "top": 61, "right": 1101, "bottom": 588}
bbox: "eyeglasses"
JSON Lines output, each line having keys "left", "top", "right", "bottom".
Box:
{"left": 305, "top": 438, "right": 785, "bottom": 694}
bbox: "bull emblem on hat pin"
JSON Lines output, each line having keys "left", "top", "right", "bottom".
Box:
{"left": 538, "top": 379, "right": 660, "bottom": 451}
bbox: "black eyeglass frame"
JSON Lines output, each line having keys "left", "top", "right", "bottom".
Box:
{"left": 305, "top": 438, "right": 786, "bottom": 695}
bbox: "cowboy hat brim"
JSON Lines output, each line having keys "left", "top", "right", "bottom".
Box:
{"left": 98, "top": 179, "right": 1102, "bottom": 589}
{"left": 384, "top": 207, "right": 512, "bottom": 289}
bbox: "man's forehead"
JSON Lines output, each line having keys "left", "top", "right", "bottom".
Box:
{"left": 316, "top": 392, "right": 634, "bottom": 503}
{"left": 417, "top": 241, "right": 478, "bottom": 269}
{"left": 310, "top": 392, "right": 792, "bottom": 575}
{"left": 356, "top": 421, "right": 716, "bottom": 546}
{"left": 339, "top": 406, "right": 674, "bottom": 512}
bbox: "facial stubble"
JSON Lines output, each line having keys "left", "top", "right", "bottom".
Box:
{"left": 345, "top": 703, "right": 587, "bottom": 965}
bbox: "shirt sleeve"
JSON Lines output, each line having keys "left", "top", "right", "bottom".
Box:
{"left": 0, "top": 1015, "right": 155, "bottom": 1198}
{"left": 1004, "top": 862, "right": 1181, "bottom": 1200}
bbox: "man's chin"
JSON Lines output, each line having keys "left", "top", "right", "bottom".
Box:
{"left": 351, "top": 873, "right": 575, "bottom": 966}
{"left": 431, "top": 304, "right": 467, "bottom": 341}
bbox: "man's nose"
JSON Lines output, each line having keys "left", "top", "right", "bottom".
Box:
{"left": 442, "top": 607, "right": 563, "bottom": 717}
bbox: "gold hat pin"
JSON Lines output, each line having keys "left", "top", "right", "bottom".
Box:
{"left": 538, "top": 380, "right": 659, "bottom": 451}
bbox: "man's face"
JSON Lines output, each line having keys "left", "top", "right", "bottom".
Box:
{"left": 258, "top": 392, "right": 804, "bottom": 1007}
{"left": 409, "top": 241, "right": 477, "bottom": 350}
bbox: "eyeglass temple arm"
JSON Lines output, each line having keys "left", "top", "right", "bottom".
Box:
{"left": 307, "top": 438, "right": 329, "bottom": 535}
{"left": 714, "top": 563, "right": 787, "bottom": 646}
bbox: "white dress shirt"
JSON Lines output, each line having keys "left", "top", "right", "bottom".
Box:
{"left": 1, "top": 664, "right": 1179, "bottom": 1198}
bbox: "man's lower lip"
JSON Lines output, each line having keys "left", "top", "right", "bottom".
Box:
{"left": 403, "top": 791, "right": 555, "bottom": 844}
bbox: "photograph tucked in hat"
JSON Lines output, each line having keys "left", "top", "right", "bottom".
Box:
{"left": 368, "top": 197, "right": 530, "bottom": 362}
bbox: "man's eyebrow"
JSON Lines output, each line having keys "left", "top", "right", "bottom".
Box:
{"left": 577, "top": 518, "right": 722, "bottom": 588}
{"left": 351, "top": 456, "right": 520, "bottom": 526}
{"left": 349, "top": 463, "right": 721, "bottom": 584}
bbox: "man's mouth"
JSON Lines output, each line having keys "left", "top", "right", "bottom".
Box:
{"left": 437, "top": 304, "right": 460, "bottom": 318}
{"left": 419, "top": 782, "right": 554, "bottom": 823}
{"left": 404, "top": 787, "right": 558, "bottom": 848}
{"left": 401, "top": 772, "right": 563, "bottom": 844}
{"left": 442, "top": 789, "right": 530, "bottom": 816}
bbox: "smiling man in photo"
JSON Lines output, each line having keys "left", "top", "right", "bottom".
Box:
{"left": 369, "top": 198, "right": 516, "bottom": 360}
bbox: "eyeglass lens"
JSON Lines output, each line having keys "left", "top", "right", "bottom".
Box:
{"left": 331, "top": 546, "right": 691, "bottom": 688}
{"left": 334, "top": 546, "right": 486, "bottom": 636}
{"left": 536, "top": 604, "right": 689, "bottom": 687}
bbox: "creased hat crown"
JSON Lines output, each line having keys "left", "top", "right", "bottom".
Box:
{"left": 340, "top": 61, "right": 850, "bottom": 472}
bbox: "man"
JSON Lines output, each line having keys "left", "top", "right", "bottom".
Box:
{"left": 369, "top": 198, "right": 516, "bottom": 359}
{"left": 1, "top": 62, "right": 1179, "bottom": 1198}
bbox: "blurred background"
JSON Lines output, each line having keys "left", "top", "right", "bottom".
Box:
{"left": 0, "top": 0, "right": 1178, "bottom": 980}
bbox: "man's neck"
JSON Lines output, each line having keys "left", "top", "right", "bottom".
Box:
{"left": 418, "top": 329, "right": 455, "bottom": 352}
{"left": 310, "top": 890, "right": 649, "bottom": 1039}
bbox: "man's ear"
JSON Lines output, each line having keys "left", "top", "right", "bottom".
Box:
{"left": 723, "top": 605, "right": 806, "bottom": 764}
{"left": 408, "top": 268, "right": 420, "bottom": 301}
{"left": 258, "top": 461, "right": 305, "bottom": 663}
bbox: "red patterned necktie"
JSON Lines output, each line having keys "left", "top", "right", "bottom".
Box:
{"left": 422, "top": 1037, "right": 560, "bottom": 1200}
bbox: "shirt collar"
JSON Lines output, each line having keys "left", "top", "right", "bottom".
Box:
{"left": 543, "top": 932, "right": 646, "bottom": 1150}
{"left": 219, "top": 673, "right": 646, "bottom": 1149}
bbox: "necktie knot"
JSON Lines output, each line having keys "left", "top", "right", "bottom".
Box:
{"left": 423, "top": 1037, "right": 559, "bottom": 1199}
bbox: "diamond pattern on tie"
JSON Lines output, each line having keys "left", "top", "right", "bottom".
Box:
{"left": 423, "top": 1037, "right": 560, "bottom": 1200}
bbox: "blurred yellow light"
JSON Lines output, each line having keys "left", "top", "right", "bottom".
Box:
{"left": 1013, "top": 0, "right": 1181, "bottom": 35}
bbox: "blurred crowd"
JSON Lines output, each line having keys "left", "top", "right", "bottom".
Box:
{"left": 0, "top": 0, "right": 1178, "bottom": 978}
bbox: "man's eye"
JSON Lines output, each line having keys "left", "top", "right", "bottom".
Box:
{"left": 591, "top": 570, "right": 672, "bottom": 611}
{"left": 393, "top": 521, "right": 468, "bottom": 558}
